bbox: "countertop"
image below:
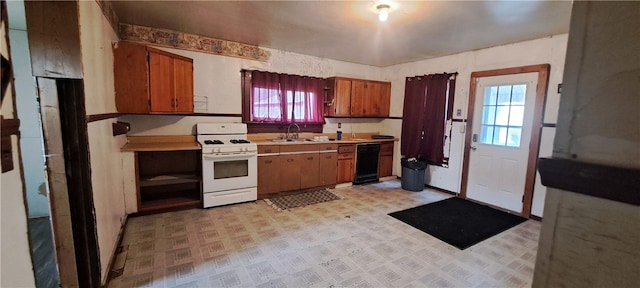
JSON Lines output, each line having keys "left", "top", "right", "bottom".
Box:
{"left": 249, "top": 132, "right": 397, "bottom": 145}
{"left": 253, "top": 138, "right": 397, "bottom": 145}
{"left": 121, "top": 135, "right": 200, "bottom": 152}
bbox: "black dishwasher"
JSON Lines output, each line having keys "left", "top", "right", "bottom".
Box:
{"left": 354, "top": 143, "right": 381, "bottom": 185}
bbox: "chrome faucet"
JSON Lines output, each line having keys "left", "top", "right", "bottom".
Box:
{"left": 286, "top": 123, "right": 301, "bottom": 139}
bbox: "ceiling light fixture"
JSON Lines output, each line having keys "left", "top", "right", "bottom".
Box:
{"left": 377, "top": 3, "right": 391, "bottom": 22}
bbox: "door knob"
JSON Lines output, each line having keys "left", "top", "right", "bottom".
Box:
{"left": 470, "top": 145, "right": 477, "bottom": 151}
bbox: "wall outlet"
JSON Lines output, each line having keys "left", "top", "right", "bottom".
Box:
{"left": 338, "top": 122, "right": 341, "bottom": 128}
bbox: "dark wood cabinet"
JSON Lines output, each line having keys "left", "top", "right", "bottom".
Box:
{"left": 326, "top": 77, "right": 391, "bottom": 117}
{"left": 337, "top": 144, "right": 355, "bottom": 184}
{"left": 136, "top": 150, "right": 201, "bottom": 214}
{"left": 378, "top": 142, "right": 394, "bottom": 177}
{"left": 114, "top": 41, "right": 194, "bottom": 114}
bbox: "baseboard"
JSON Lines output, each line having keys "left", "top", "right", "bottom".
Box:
{"left": 102, "top": 214, "right": 129, "bottom": 287}
{"left": 529, "top": 214, "right": 543, "bottom": 221}
{"left": 424, "top": 185, "right": 458, "bottom": 196}
{"left": 335, "top": 182, "right": 353, "bottom": 189}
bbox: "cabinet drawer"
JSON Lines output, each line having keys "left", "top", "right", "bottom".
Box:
{"left": 280, "top": 144, "right": 317, "bottom": 153}
{"left": 338, "top": 145, "right": 355, "bottom": 154}
{"left": 318, "top": 144, "right": 338, "bottom": 151}
{"left": 258, "top": 145, "right": 280, "bottom": 154}
{"left": 380, "top": 142, "right": 394, "bottom": 156}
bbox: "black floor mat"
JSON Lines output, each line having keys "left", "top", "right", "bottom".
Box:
{"left": 388, "top": 197, "right": 527, "bottom": 250}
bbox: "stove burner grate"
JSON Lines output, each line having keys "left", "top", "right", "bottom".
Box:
{"left": 204, "top": 140, "right": 224, "bottom": 145}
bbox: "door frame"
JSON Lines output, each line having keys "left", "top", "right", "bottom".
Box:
{"left": 460, "top": 64, "right": 550, "bottom": 218}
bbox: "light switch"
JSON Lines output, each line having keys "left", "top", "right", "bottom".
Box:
{"left": 338, "top": 122, "right": 341, "bottom": 128}
{"left": 456, "top": 109, "right": 462, "bottom": 116}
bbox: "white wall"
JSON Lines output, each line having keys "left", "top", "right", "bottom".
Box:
{"left": 8, "top": 0, "right": 49, "bottom": 218}
{"left": 78, "top": 1, "right": 127, "bottom": 284}
{"left": 381, "top": 34, "right": 568, "bottom": 217}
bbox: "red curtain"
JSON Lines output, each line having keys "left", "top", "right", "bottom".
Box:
{"left": 401, "top": 73, "right": 456, "bottom": 165}
{"left": 280, "top": 74, "right": 325, "bottom": 124}
{"left": 250, "top": 71, "right": 325, "bottom": 124}
{"left": 401, "top": 76, "right": 427, "bottom": 158}
{"left": 251, "top": 70, "right": 282, "bottom": 122}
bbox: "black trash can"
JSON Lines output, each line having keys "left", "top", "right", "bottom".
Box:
{"left": 401, "top": 158, "right": 427, "bottom": 191}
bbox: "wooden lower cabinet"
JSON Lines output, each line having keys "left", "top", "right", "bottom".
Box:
{"left": 257, "top": 144, "right": 338, "bottom": 198}
{"left": 319, "top": 152, "right": 338, "bottom": 186}
{"left": 300, "top": 153, "right": 320, "bottom": 189}
{"left": 257, "top": 155, "right": 281, "bottom": 198}
{"left": 136, "top": 150, "right": 202, "bottom": 214}
{"left": 337, "top": 144, "right": 355, "bottom": 184}
{"left": 279, "top": 154, "right": 301, "bottom": 192}
{"left": 378, "top": 142, "right": 394, "bottom": 177}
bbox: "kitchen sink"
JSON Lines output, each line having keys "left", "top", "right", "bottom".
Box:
{"left": 271, "top": 138, "right": 311, "bottom": 142}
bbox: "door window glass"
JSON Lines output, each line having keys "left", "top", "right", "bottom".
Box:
{"left": 480, "top": 84, "right": 526, "bottom": 147}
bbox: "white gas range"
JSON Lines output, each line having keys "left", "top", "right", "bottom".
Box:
{"left": 196, "top": 123, "right": 257, "bottom": 208}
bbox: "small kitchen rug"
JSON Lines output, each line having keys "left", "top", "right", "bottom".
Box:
{"left": 264, "top": 189, "right": 342, "bottom": 211}
{"left": 388, "top": 197, "right": 527, "bottom": 250}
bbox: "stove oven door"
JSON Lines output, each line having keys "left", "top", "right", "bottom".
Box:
{"left": 202, "top": 152, "right": 257, "bottom": 193}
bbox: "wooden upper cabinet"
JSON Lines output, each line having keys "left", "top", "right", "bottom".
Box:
{"left": 172, "top": 58, "right": 194, "bottom": 113}
{"left": 350, "top": 80, "right": 366, "bottom": 116}
{"left": 325, "top": 77, "right": 390, "bottom": 117}
{"left": 367, "top": 81, "right": 391, "bottom": 117}
{"left": 114, "top": 42, "right": 194, "bottom": 114}
{"left": 326, "top": 78, "right": 352, "bottom": 116}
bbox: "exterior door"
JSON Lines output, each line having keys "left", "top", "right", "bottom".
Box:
{"left": 466, "top": 72, "right": 538, "bottom": 213}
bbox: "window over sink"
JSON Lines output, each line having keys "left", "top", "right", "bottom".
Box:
{"left": 241, "top": 70, "right": 325, "bottom": 133}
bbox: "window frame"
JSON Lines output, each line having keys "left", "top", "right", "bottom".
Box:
{"left": 241, "top": 70, "right": 324, "bottom": 133}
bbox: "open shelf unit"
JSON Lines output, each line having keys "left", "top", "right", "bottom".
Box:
{"left": 136, "top": 150, "right": 202, "bottom": 214}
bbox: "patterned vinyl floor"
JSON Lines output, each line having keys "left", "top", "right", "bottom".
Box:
{"left": 109, "top": 180, "right": 540, "bottom": 288}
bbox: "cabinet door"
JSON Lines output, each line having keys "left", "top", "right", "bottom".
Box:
{"left": 148, "top": 51, "right": 175, "bottom": 113}
{"left": 337, "top": 158, "right": 354, "bottom": 184}
{"left": 378, "top": 142, "right": 394, "bottom": 177}
{"left": 258, "top": 156, "right": 280, "bottom": 198}
{"left": 114, "top": 42, "right": 150, "bottom": 113}
{"left": 173, "top": 58, "right": 194, "bottom": 113}
{"left": 279, "top": 154, "right": 301, "bottom": 191}
{"left": 350, "top": 80, "right": 366, "bottom": 116}
{"left": 366, "top": 81, "right": 391, "bottom": 117}
{"left": 333, "top": 78, "right": 352, "bottom": 116}
{"left": 319, "top": 153, "right": 337, "bottom": 186}
{"left": 300, "top": 153, "right": 320, "bottom": 189}
{"left": 378, "top": 155, "right": 393, "bottom": 177}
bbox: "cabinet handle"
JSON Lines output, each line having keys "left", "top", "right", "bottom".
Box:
{"left": 325, "top": 156, "right": 332, "bottom": 159}
{"left": 287, "top": 159, "right": 294, "bottom": 162}
{"left": 307, "top": 157, "right": 314, "bottom": 160}
{"left": 171, "top": 99, "right": 175, "bottom": 107}
{"left": 175, "top": 99, "right": 179, "bottom": 107}
{"left": 265, "top": 160, "right": 272, "bottom": 164}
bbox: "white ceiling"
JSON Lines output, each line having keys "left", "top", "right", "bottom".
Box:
{"left": 110, "top": 1, "right": 572, "bottom": 67}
